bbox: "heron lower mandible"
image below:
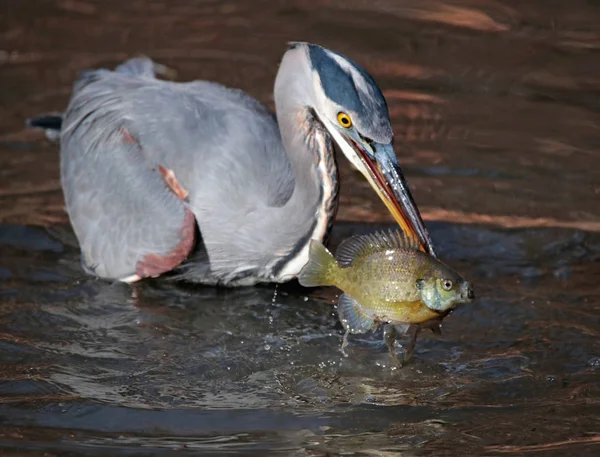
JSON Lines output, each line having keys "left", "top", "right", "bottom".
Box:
{"left": 27, "top": 42, "right": 436, "bottom": 287}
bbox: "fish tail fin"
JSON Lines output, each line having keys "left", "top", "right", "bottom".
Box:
{"left": 338, "top": 293, "right": 374, "bottom": 334}
{"left": 298, "top": 239, "right": 337, "bottom": 287}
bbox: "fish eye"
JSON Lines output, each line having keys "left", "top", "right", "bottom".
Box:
{"left": 442, "top": 279, "right": 453, "bottom": 291}
{"left": 337, "top": 112, "right": 352, "bottom": 128}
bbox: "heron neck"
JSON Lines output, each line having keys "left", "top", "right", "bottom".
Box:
{"left": 273, "top": 48, "right": 325, "bottom": 217}
{"left": 283, "top": 110, "right": 329, "bottom": 208}
{"left": 267, "top": 93, "right": 339, "bottom": 281}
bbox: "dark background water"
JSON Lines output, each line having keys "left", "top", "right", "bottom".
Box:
{"left": 1, "top": 0, "right": 600, "bottom": 455}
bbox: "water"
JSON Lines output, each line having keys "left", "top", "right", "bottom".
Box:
{"left": 1, "top": 0, "right": 600, "bottom": 455}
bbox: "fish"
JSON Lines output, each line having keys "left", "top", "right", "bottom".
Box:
{"left": 298, "top": 229, "right": 474, "bottom": 366}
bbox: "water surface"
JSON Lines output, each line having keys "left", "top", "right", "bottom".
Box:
{"left": 1, "top": 0, "right": 600, "bottom": 455}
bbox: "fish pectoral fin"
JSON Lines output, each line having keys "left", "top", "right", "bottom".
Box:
{"left": 337, "top": 293, "right": 374, "bottom": 334}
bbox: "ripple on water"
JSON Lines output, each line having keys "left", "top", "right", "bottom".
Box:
{"left": 1, "top": 220, "right": 599, "bottom": 455}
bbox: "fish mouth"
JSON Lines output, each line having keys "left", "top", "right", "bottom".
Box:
{"left": 461, "top": 281, "right": 475, "bottom": 302}
{"left": 344, "top": 135, "right": 437, "bottom": 257}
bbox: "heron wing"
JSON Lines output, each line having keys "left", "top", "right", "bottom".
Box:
{"left": 60, "top": 58, "right": 196, "bottom": 281}
{"left": 60, "top": 57, "right": 293, "bottom": 282}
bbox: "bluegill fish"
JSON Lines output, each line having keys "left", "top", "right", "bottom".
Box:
{"left": 298, "top": 230, "right": 474, "bottom": 366}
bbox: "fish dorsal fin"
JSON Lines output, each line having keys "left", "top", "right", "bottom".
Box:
{"left": 335, "top": 229, "right": 421, "bottom": 267}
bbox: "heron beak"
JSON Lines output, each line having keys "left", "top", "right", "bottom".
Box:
{"left": 344, "top": 136, "right": 437, "bottom": 257}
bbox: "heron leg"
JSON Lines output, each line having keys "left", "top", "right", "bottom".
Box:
{"left": 402, "top": 325, "right": 421, "bottom": 365}
{"left": 341, "top": 328, "right": 351, "bottom": 357}
{"left": 383, "top": 323, "right": 401, "bottom": 366}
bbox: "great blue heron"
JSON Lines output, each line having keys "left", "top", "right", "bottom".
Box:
{"left": 28, "top": 42, "right": 436, "bottom": 287}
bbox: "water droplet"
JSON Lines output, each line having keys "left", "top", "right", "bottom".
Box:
{"left": 587, "top": 356, "right": 600, "bottom": 370}
{"left": 554, "top": 265, "right": 571, "bottom": 280}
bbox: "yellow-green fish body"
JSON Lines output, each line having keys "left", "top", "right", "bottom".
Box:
{"left": 298, "top": 230, "right": 474, "bottom": 364}
{"left": 336, "top": 248, "right": 445, "bottom": 326}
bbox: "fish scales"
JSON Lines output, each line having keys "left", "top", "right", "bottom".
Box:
{"left": 298, "top": 229, "right": 474, "bottom": 366}
{"left": 339, "top": 249, "right": 440, "bottom": 323}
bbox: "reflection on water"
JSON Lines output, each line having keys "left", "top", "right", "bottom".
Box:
{"left": 1, "top": 0, "right": 600, "bottom": 455}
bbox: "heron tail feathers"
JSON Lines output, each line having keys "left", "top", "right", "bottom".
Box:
{"left": 297, "top": 239, "right": 338, "bottom": 287}
{"left": 115, "top": 56, "right": 178, "bottom": 80}
{"left": 26, "top": 113, "right": 63, "bottom": 142}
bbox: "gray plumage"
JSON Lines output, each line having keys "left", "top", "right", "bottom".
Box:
{"left": 27, "top": 42, "right": 434, "bottom": 286}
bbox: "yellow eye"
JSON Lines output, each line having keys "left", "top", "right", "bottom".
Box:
{"left": 442, "top": 279, "right": 453, "bottom": 291}
{"left": 337, "top": 112, "right": 352, "bottom": 128}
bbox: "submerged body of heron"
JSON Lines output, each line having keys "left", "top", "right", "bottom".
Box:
{"left": 299, "top": 230, "right": 474, "bottom": 365}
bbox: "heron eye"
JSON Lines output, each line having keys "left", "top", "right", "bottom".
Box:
{"left": 442, "top": 279, "right": 453, "bottom": 291}
{"left": 337, "top": 112, "right": 352, "bottom": 128}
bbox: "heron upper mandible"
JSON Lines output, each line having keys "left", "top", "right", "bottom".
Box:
{"left": 28, "top": 42, "right": 436, "bottom": 286}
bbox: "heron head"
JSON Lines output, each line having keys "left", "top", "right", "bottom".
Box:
{"left": 282, "top": 42, "right": 436, "bottom": 257}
